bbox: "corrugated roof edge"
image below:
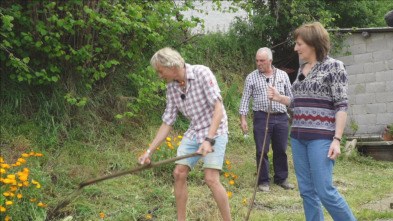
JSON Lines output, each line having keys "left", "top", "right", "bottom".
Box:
{"left": 328, "top": 27, "right": 393, "bottom": 33}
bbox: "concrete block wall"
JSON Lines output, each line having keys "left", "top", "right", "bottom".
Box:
{"left": 333, "top": 28, "right": 393, "bottom": 136}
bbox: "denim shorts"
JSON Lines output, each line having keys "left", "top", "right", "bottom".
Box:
{"left": 175, "top": 133, "right": 228, "bottom": 170}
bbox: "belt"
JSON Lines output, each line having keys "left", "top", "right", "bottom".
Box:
{"left": 258, "top": 111, "right": 285, "bottom": 115}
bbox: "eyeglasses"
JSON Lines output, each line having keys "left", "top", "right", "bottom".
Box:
{"left": 298, "top": 73, "right": 305, "bottom": 82}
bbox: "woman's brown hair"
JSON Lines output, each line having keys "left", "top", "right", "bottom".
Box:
{"left": 293, "top": 22, "right": 330, "bottom": 62}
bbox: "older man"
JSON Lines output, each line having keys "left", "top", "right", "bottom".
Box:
{"left": 138, "top": 47, "right": 231, "bottom": 221}
{"left": 239, "top": 47, "right": 294, "bottom": 192}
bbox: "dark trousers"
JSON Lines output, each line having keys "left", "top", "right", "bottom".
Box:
{"left": 253, "top": 111, "right": 289, "bottom": 185}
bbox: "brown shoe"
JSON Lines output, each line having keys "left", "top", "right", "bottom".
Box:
{"left": 258, "top": 184, "right": 270, "bottom": 192}
{"left": 277, "top": 180, "right": 295, "bottom": 190}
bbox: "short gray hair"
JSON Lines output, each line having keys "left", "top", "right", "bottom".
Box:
{"left": 256, "top": 47, "right": 273, "bottom": 60}
{"left": 150, "top": 47, "right": 185, "bottom": 70}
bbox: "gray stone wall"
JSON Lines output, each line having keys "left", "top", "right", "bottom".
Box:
{"left": 333, "top": 28, "right": 393, "bottom": 136}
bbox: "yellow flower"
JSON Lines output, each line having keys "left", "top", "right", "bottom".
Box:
{"left": 10, "top": 186, "right": 18, "bottom": 192}
{"left": 166, "top": 137, "right": 171, "bottom": 141}
{"left": 146, "top": 215, "right": 152, "bottom": 219}
{"left": 242, "top": 199, "right": 247, "bottom": 205}
{"left": 23, "top": 181, "right": 29, "bottom": 186}
{"left": 156, "top": 147, "right": 160, "bottom": 150}
{"left": 9, "top": 193, "right": 15, "bottom": 197}
{"left": 225, "top": 160, "right": 231, "bottom": 165}
{"left": 18, "top": 175, "right": 28, "bottom": 181}
{"left": 15, "top": 162, "right": 21, "bottom": 166}
{"left": 227, "top": 165, "right": 232, "bottom": 169}
{"left": 149, "top": 190, "right": 153, "bottom": 193}
{"left": 3, "top": 179, "right": 13, "bottom": 184}
{"left": 1, "top": 164, "right": 10, "bottom": 169}
{"left": 0, "top": 157, "right": 4, "bottom": 163}
{"left": 5, "top": 201, "right": 13, "bottom": 205}
{"left": 233, "top": 175, "right": 239, "bottom": 179}
{"left": 100, "top": 212, "right": 105, "bottom": 218}
{"left": 0, "top": 168, "right": 6, "bottom": 174}
{"left": 30, "top": 198, "right": 37, "bottom": 202}
{"left": 35, "top": 153, "right": 43, "bottom": 157}
{"left": 3, "top": 192, "right": 10, "bottom": 197}
{"left": 38, "top": 202, "right": 43, "bottom": 207}
{"left": 29, "top": 152, "right": 35, "bottom": 156}
{"left": 17, "top": 158, "right": 26, "bottom": 163}
{"left": 17, "top": 183, "right": 23, "bottom": 187}
{"left": 224, "top": 172, "right": 230, "bottom": 178}
{"left": 5, "top": 216, "right": 9, "bottom": 221}
{"left": 177, "top": 142, "right": 181, "bottom": 146}
{"left": 7, "top": 174, "right": 16, "bottom": 180}
{"left": 36, "top": 183, "right": 41, "bottom": 189}
{"left": 17, "top": 194, "right": 22, "bottom": 199}
{"left": 22, "top": 153, "right": 29, "bottom": 157}
{"left": 229, "top": 180, "right": 235, "bottom": 185}
{"left": 0, "top": 206, "right": 6, "bottom": 212}
{"left": 32, "top": 179, "right": 39, "bottom": 185}
{"left": 227, "top": 191, "right": 232, "bottom": 197}
{"left": 178, "top": 135, "right": 183, "bottom": 139}
{"left": 174, "top": 137, "right": 177, "bottom": 141}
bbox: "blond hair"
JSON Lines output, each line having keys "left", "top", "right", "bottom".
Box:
{"left": 293, "top": 22, "right": 330, "bottom": 62}
{"left": 150, "top": 47, "right": 185, "bottom": 70}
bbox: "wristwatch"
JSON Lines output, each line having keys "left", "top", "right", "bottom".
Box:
{"left": 205, "top": 137, "right": 216, "bottom": 146}
{"left": 333, "top": 136, "right": 342, "bottom": 142}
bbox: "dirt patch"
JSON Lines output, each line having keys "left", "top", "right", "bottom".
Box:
{"left": 361, "top": 194, "right": 393, "bottom": 212}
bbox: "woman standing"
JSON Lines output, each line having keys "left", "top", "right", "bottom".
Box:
{"left": 268, "top": 22, "right": 357, "bottom": 221}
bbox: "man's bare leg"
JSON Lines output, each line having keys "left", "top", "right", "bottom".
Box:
{"left": 205, "top": 168, "right": 232, "bottom": 221}
{"left": 174, "top": 164, "right": 190, "bottom": 221}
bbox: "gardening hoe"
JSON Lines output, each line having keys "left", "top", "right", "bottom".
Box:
{"left": 245, "top": 68, "right": 277, "bottom": 221}
{"left": 46, "top": 152, "right": 201, "bottom": 220}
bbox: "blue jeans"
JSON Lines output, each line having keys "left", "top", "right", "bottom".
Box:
{"left": 291, "top": 138, "right": 356, "bottom": 221}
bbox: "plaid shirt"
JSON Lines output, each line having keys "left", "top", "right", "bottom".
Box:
{"left": 239, "top": 67, "right": 293, "bottom": 115}
{"left": 162, "top": 63, "right": 228, "bottom": 144}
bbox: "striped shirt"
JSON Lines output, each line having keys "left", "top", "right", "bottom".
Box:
{"left": 162, "top": 63, "right": 228, "bottom": 144}
{"left": 239, "top": 67, "right": 293, "bottom": 115}
{"left": 289, "top": 57, "right": 348, "bottom": 140}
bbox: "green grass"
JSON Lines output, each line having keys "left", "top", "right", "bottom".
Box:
{"left": 1, "top": 106, "right": 393, "bottom": 221}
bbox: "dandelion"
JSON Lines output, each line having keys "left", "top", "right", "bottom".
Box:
{"left": 5, "top": 216, "right": 9, "bottom": 221}
{"left": 176, "top": 142, "right": 181, "bottom": 146}
{"left": 37, "top": 202, "right": 43, "bottom": 207}
{"left": 5, "top": 201, "right": 13, "bottom": 205}
{"left": 242, "top": 199, "right": 247, "bottom": 205}
{"left": 22, "top": 153, "right": 29, "bottom": 157}
{"left": 3, "top": 192, "right": 10, "bottom": 197}
{"left": 0, "top": 157, "right": 4, "bottom": 163}
{"left": 29, "top": 152, "right": 35, "bottom": 156}
{"left": 0, "top": 206, "right": 6, "bottom": 212}
{"left": 178, "top": 135, "right": 183, "bottom": 139}
{"left": 227, "top": 191, "right": 232, "bottom": 197}
{"left": 166, "top": 137, "right": 171, "bottom": 141}
{"left": 156, "top": 147, "right": 160, "bottom": 150}
{"left": 225, "top": 160, "right": 230, "bottom": 165}
{"left": 174, "top": 137, "right": 177, "bottom": 141}
{"left": 0, "top": 168, "right": 5, "bottom": 174}
{"left": 17, "top": 158, "right": 26, "bottom": 163}
{"left": 36, "top": 183, "right": 41, "bottom": 189}
{"left": 30, "top": 199, "right": 37, "bottom": 202}
{"left": 17, "top": 194, "right": 23, "bottom": 199}
{"left": 100, "top": 212, "right": 105, "bottom": 218}
{"left": 224, "top": 172, "right": 230, "bottom": 178}
{"left": 229, "top": 180, "right": 235, "bottom": 185}
{"left": 35, "top": 153, "right": 43, "bottom": 157}
{"left": 146, "top": 214, "right": 152, "bottom": 219}
{"left": 227, "top": 164, "right": 232, "bottom": 169}
{"left": 1, "top": 164, "right": 10, "bottom": 169}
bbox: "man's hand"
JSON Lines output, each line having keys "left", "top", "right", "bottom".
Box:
{"left": 267, "top": 86, "right": 280, "bottom": 101}
{"left": 138, "top": 151, "right": 152, "bottom": 165}
{"left": 197, "top": 141, "right": 214, "bottom": 157}
{"left": 327, "top": 140, "right": 341, "bottom": 160}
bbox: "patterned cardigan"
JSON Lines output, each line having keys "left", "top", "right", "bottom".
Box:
{"left": 289, "top": 56, "right": 348, "bottom": 140}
